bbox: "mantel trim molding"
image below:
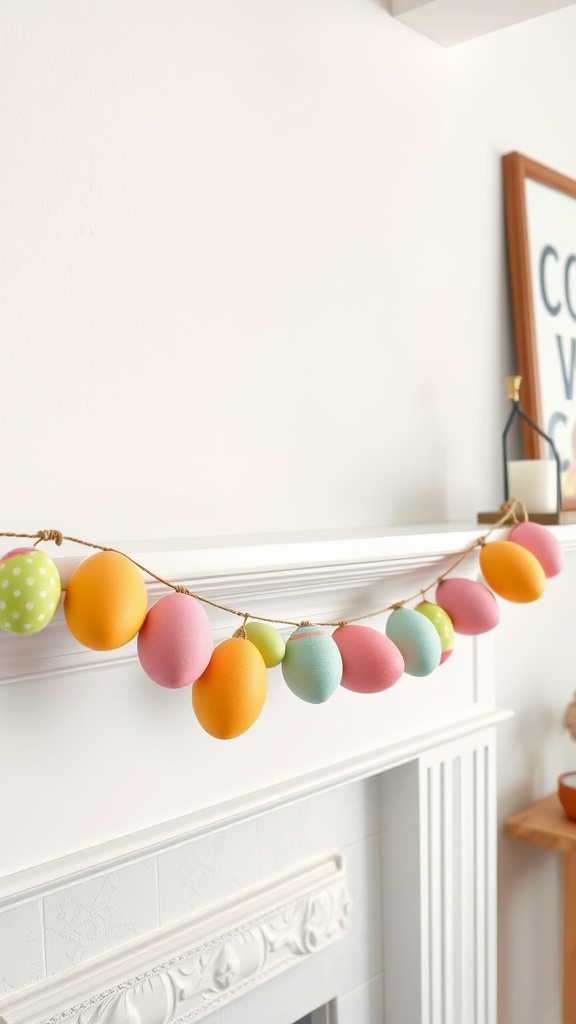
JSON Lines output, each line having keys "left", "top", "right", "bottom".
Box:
{"left": 1, "top": 523, "right": 574, "bottom": 687}
{"left": 0, "top": 853, "right": 348, "bottom": 1024}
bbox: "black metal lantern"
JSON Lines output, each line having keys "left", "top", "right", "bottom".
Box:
{"left": 502, "top": 376, "right": 562, "bottom": 513}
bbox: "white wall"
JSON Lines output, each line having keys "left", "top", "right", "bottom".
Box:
{"left": 3, "top": 2, "right": 576, "bottom": 1023}
{"left": 2, "top": 0, "right": 575, "bottom": 543}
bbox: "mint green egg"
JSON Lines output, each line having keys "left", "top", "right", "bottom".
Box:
{"left": 282, "top": 626, "right": 343, "bottom": 703}
{"left": 244, "top": 622, "right": 286, "bottom": 667}
{"left": 385, "top": 607, "right": 441, "bottom": 677}
{"left": 0, "top": 551, "right": 61, "bottom": 635}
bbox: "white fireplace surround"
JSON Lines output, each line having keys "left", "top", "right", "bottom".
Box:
{"left": 0, "top": 853, "right": 349, "bottom": 1024}
{"left": 1, "top": 523, "right": 568, "bottom": 1023}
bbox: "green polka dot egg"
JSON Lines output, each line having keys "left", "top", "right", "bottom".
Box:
{"left": 0, "top": 548, "right": 61, "bottom": 635}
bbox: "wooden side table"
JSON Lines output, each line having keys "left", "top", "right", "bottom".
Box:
{"left": 506, "top": 794, "right": 576, "bottom": 1024}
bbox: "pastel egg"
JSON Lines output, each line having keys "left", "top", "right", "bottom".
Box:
{"left": 282, "top": 626, "right": 343, "bottom": 704}
{"left": 244, "top": 621, "right": 286, "bottom": 667}
{"left": 332, "top": 624, "right": 404, "bottom": 693}
{"left": 509, "top": 521, "right": 564, "bottom": 578}
{"left": 3, "top": 547, "right": 37, "bottom": 559}
{"left": 415, "top": 601, "right": 455, "bottom": 664}
{"left": 0, "top": 550, "right": 61, "bottom": 635}
{"left": 64, "top": 550, "right": 148, "bottom": 650}
{"left": 385, "top": 607, "right": 441, "bottom": 677}
{"left": 192, "top": 636, "right": 267, "bottom": 739}
{"left": 479, "top": 540, "right": 545, "bottom": 603}
{"left": 435, "top": 578, "right": 500, "bottom": 635}
{"left": 137, "top": 592, "right": 213, "bottom": 688}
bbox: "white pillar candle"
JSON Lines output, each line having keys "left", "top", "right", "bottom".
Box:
{"left": 507, "top": 459, "right": 558, "bottom": 513}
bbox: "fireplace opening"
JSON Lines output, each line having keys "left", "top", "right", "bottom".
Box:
{"left": 293, "top": 1002, "right": 336, "bottom": 1024}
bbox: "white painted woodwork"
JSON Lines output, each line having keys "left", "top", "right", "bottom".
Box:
{"left": 2, "top": 523, "right": 564, "bottom": 1021}
{"left": 391, "top": 0, "right": 576, "bottom": 46}
{"left": 0, "top": 524, "right": 528, "bottom": 903}
{"left": 380, "top": 731, "right": 496, "bottom": 1024}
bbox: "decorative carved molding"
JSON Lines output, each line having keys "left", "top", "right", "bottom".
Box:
{"left": 0, "top": 854, "right": 349, "bottom": 1024}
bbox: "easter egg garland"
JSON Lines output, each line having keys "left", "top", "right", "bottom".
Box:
{"left": 0, "top": 501, "right": 564, "bottom": 739}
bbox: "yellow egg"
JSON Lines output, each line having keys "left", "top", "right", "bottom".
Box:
{"left": 244, "top": 621, "right": 286, "bottom": 667}
{"left": 479, "top": 540, "right": 546, "bottom": 603}
{"left": 192, "top": 637, "right": 267, "bottom": 739}
{"left": 64, "top": 550, "right": 148, "bottom": 650}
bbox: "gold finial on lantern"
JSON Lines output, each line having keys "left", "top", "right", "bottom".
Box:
{"left": 506, "top": 376, "right": 522, "bottom": 402}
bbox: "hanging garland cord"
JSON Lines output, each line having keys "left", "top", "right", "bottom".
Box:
{"left": 0, "top": 500, "right": 527, "bottom": 631}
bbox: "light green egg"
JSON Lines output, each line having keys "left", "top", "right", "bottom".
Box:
{"left": 0, "top": 551, "right": 61, "bottom": 635}
{"left": 245, "top": 621, "right": 286, "bottom": 667}
{"left": 415, "top": 601, "right": 455, "bottom": 651}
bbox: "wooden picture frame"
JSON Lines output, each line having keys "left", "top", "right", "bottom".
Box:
{"left": 503, "top": 151, "right": 576, "bottom": 510}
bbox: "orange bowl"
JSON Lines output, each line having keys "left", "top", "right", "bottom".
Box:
{"left": 558, "top": 772, "right": 576, "bottom": 822}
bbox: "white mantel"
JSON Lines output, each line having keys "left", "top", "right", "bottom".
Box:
{"left": 0, "top": 521, "right": 521, "bottom": 901}
{"left": 0, "top": 523, "right": 573, "bottom": 1024}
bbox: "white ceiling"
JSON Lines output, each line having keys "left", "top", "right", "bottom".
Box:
{"left": 391, "top": 0, "right": 576, "bottom": 46}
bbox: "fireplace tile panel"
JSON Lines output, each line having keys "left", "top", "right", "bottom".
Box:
{"left": 42, "top": 858, "right": 158, "bottom": 975}
{"left": 256, "top": 777, "right": 379, "bottom": 878}
{"left": 0, "top": 900, "right": 45, "bottom": 996}
{"left": 158, "top": 818, "right": 258, "bottom": 925}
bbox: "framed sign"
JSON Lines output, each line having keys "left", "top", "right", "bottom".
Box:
{"left": 503, "top": 152, "right": 576, "bottom": 510}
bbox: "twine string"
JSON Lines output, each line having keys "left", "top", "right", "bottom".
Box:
{"left": 0, "top": 503, "right": 521, "bottom": 630}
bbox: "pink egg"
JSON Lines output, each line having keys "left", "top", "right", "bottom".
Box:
{"left": 137, "top": 592, "right": 213, "bottom": 688}
{"left": 2, "top": 547, "right": 36, "bottom": 560}
{"left": 509, "top": 521, "right": 564, "bottom": 578}
{"left": 435, "top": 578, "right": 500, "bottom": 635}
{"left": 332, "top": 624, "right": 404, "bottom": 693}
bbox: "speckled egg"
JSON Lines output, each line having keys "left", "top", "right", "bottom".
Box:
{"left": 137, "top": 592, "right": 213, "bottom": 688}
{"left": 479, "top": 540, "right": 546, "bottom": 603}
{"left": 0, "top": 549, "right": 61, "bottom": 635}
{"left": 282, "top": 626, "right": 343, "bottom": 704}
{"left": 332, "top": 624, "right": 404, "bottom": 693}
{"left": 435, "top": 578, "right": 500, "bottom": 635}
{"left": 385, "top": 607, "right": 441, "bottom": 677}
{"left": 192, "top": 636, "right": 267, "bottom": 739}
{"left": 509, "top": 521, "right": 564, "bottom": 578}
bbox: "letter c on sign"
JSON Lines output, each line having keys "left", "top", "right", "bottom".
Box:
{"left": 565, "top": 255, "right": 576, "bottom": 322}
{"left": 540, "top": 245, "right": 561, "bottom": 316}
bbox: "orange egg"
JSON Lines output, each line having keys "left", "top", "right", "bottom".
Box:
{"left": 479, "top": 540, "right": 546, "bottom": 603}
{"left": 64, "top": 550, "right": 148, "bottom": 650}
{"left": 192, "top": 636, "right": 267, "bottom": 739}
